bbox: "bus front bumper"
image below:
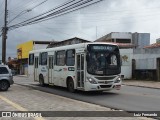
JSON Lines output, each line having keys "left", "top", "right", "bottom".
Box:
{"left": 84, "top": 82, "right": 122, "bottom": 91}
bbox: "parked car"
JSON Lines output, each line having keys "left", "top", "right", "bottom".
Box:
{"left": 0, "top": 64, "right": 14, "bottom": 91}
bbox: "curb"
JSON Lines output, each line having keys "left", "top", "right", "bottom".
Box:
{"left": 14, "top": 75, "right": 28, "bottom": 78}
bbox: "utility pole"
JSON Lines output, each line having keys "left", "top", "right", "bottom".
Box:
{"left": 2, "top": 0, "right": 8, "bottom": 64}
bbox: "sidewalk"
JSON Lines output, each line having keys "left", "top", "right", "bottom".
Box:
{"left": 123, "top": 80, "right": 160, "bottom": 89}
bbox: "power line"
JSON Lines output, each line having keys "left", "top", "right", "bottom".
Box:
{"left": 8, "top": 0, "right": 49, "bottom": 24}
{"left": 9, "top": 0, "right": 76, "bottom": 27}
{"left": 76, "top": 6, "right": 160, "bottom": 15}
{"left": 20, "top": 0, "right": 86, "bottom": 25}
{"left": 9, "top": 0, "right": 38, "bottom": 11}
{"left": 32, "top": 11, "right": 160, "bottom": 25}
{"left": 0, "top": 0, "right": 5, "bottom": 17}
{"left": 8, "top": 0, "right": 104, "bottom": 30}
{"left": 30, "top": 0, "right": 48, "bottom": 10}
{"left": 0, "top": 0, "right": 4, "bottom": 8}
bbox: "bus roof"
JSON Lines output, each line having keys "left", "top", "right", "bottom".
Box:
{"left": 29, "top": 42, "right": 118, "bottom": 54}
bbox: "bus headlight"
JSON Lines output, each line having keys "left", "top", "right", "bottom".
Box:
{"left": 114, "top": 77, "right": 121, "bottom": 83}
{"left": 87, "top": 77, "right": 97, "bottom": 84}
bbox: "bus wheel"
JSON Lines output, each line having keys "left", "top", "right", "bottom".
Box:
{"left": 67, "top": 79, "right": 75, "bottom": 93}
{"left": 39, "top": 75, "right": 45, "bottom": 87}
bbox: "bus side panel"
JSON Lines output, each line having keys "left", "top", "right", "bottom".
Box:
{"left": 28, "top": 65, "right": 34, "bottom": 82}
{"left": 53, "top": 65, "right": 63, "bottom": 86}
{"left": 38, "top": 65, "right": 48, "bottom": 84}
{"left": 53, "top": 65, "right": 76, "bottom": 88}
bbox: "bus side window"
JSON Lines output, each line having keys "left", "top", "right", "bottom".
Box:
{"left": 66, "top": 49, "right": 75, "bottom": 66}
{"left": 39, "top": 53, "right": 41, "bottom": 65}
{"left": 41, "top": 52, "right": 48, "bottom": 65}
{"left": 54, "top": 52, "right": 57, "bottom": 65}
{"left": 56, "top": 51, "right": 65, "bottom": 66}
{"left": 29, "top": 54, "right": 34, "bottom": 65}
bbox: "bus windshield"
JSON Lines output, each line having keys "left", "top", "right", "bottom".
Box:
{"left": 87, "top": 44, "right": 121, "bottom": 76}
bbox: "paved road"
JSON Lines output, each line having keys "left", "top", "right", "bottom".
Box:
{"left": 1, "top": 84, "right": 148, "bottom": 120}
{"left": 13, "top": 76, "right": 160, "bottom": 112}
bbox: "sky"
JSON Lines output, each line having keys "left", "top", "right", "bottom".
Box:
{"left": 0, "top": 0, "right": 160, "bottom": 59}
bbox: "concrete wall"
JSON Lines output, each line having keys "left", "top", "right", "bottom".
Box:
{"left": 133, "top": 47, "right": 160, "bottom": 70}
{"left": 120, "top": 49, "right": 133, "bottom": 79}
{"left": 133, "top": 54, "right": 158, "bottom": 70}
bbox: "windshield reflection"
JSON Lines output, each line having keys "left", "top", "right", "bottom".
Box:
{"left": 87, "top": 45, "right": 121, "bottom": 75}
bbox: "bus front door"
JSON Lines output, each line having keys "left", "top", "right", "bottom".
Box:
{"left": 34, "top": 57, "right": 39, "bottom": 81}
{"left": 48, "top": 55, "right": 54, "bottom": 84}
{"left": 76, "top": 54, "right": 84, "bottom": 89}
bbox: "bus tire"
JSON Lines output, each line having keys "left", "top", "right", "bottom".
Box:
{"left": 67, "top": 78, "right": 75, "bottom": 93}
{"left": 39, "top": 75, "right": 45, "bottom": 87}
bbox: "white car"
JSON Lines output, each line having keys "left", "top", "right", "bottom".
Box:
{"left": 0, "top": 65, "right": 14, "bottom": 91}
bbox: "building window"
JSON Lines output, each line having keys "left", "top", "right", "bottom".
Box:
{"left": 56, "top": 51, "right": 65, "bottom": 66}
{"left": 29, "top": 54, "right": 34, "bottom": 65}
{"left": 66, "top": 49, "right": 75, "bottom": 66}
{"left": 116, "top": 39, "right": 131, "bottom": 43}
{"left": 41, "top": 52, "right": 48, "bottom": 65}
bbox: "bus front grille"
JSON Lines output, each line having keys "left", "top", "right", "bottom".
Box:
{"left": 100, "top": 85, "right": 112, "bottom": 88}
{"left": 95, "top": 76, "right": 116, "bottom": 80}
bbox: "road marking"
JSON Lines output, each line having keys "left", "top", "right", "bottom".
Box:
{"left": 0, "top": 95, "right": 45, "bottom": 120}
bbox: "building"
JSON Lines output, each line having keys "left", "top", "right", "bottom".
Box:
{"left": 96, "top": 32, "right": 132, "bottom": 43}
{"left": 47, "top": 37, "right": 90, "bottom": 48}
{"left": 132, "top": 32, "right": 150, "bottom": 48}
{"left": 17, "top": 40, "right": 52, "bottom": 75}
{"left": 95, "top": 32, "right": 150, "bottom": 48}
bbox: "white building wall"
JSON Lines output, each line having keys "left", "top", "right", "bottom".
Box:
{"left": 120, "top": 49, "right": 133, "bottom": 79}
{"left": 111, "top": 32, "right": 132, "bottom": 39}
{"left": 33, "top": 44, "right": 48, "bottom": 50}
